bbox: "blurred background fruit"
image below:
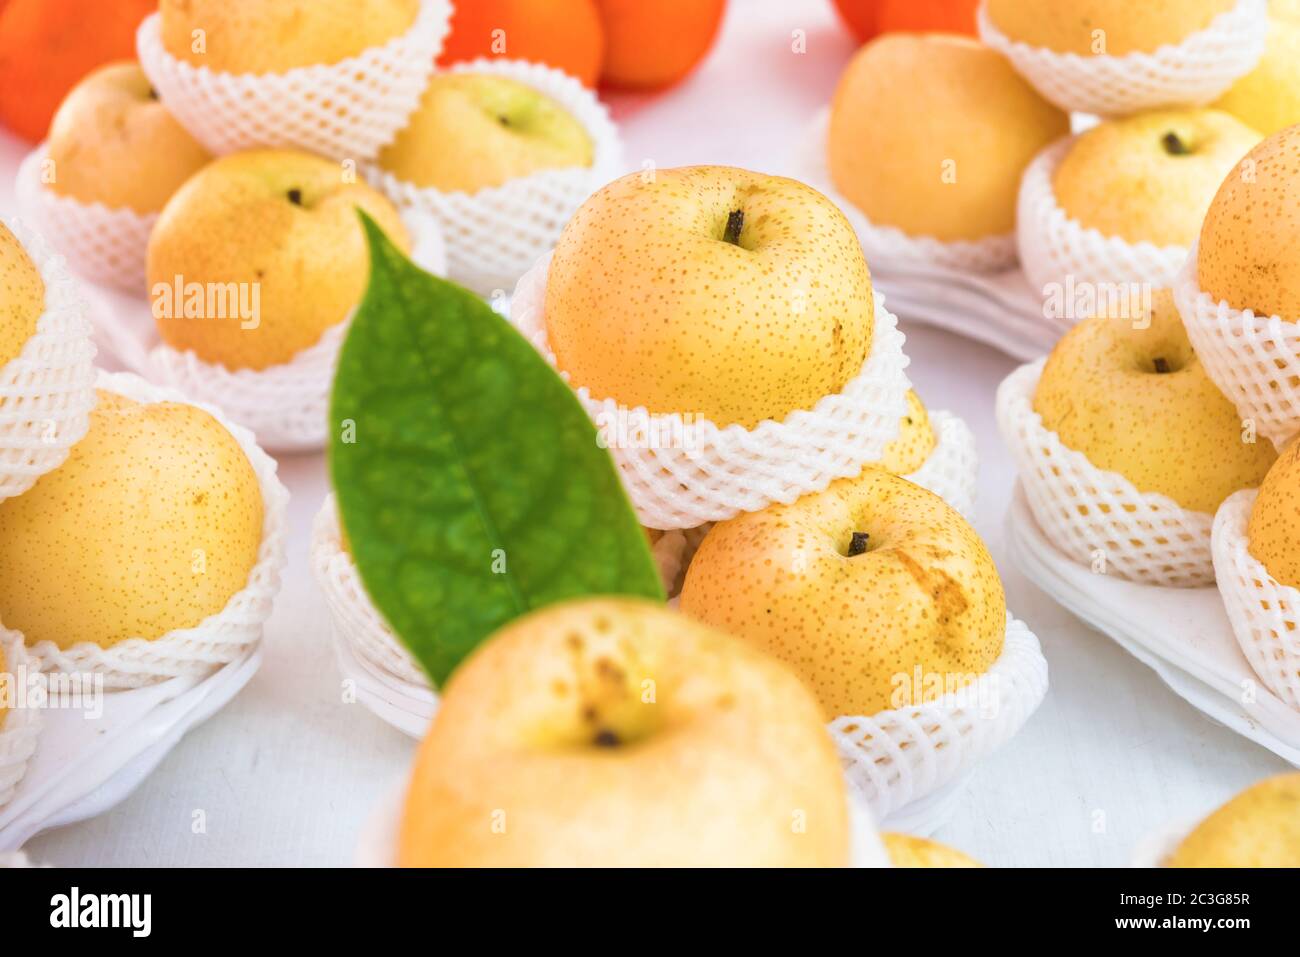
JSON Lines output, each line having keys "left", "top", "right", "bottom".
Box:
{"left": 830, "top": 0, "right": 979, "bottom": 44}
{"left": 0, "top": 0, "right": 155, "bottom": 143}
{"left": 438, "top": 0, "right": 604, "bottom": 87}
{"left": 594, "top": 0, "right": 726, "bottom": 91}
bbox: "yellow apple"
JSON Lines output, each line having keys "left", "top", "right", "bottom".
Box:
{"left": 377, "top": 73, "right": 594, "bottom": 193}
{"left": 148, "top": 149, "right": 411, "bottom": 370}
{"left": 0, "top": 390, "right": 263, "bottom": 650}
{"left": 1198, "top": 123, "right": 1300, "bottom": 321}
{"left": 828, "top": 34, "right": 1069, "bottom": 242}
{"left": 398, "top": 598, "right": 851, "bottom": 867}
{"left": 1246, "top": 436, "right": 1300, "bottom": 587}
{"left": 1167, "top": 773, "right": 1300, "bottom": 867}
{"left": 0, "top": 223, "right": 42, "bottom": 370}
{"left": 882, "top": 390, "right": 937, "bottom": 475}
{"left": 544, "top": 166, "right": 874, "bottom": 429}
{"left": 45, "top": 61, "right": 211, "bottom": 215}
{"left": 1053, "top": 109, "right": 1260, "bottom": 248}
{"left": 1034, "top": 289, "right": 1277, "bottom": 514}
{"left": 160, "top": 0, "right": 420, "bottom": 73}
{"left": 986, "top": 0, "right": 1237, "bottom": 55}
{"left": 1213, "top": 1, "right": 1300, "bottom": 135}
{"left": 679, "top": 469, "right": 1007, "bottom": 719}
{"left": 883, "top": 833, "right": 983, "bottom": 868}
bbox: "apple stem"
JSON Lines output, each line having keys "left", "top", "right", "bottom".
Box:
{"left": 723, "top": 209, "right": 744, "bottom": 246}
{"left": 847, "top": 532, "right": 870, "bottom": 557}
{"left": 1162, "top": 132, "right": 1191, "bottom": 156}
{"left": 287, "top": 188, "right": 303, "bottom": 206}
{"left": 1154, "top": 357, "right": 1171, "bottom": 373}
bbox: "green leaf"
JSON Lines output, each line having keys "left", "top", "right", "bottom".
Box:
{"left": 330, "top": 213, "right": 665, "bottom": 688}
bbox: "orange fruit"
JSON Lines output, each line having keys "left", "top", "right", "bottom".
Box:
{"left": 831, "top": 0, "right": 979, "bottom": 43}
{"left": 595, "top": 0, "right": 726, "bottom": 91}
{"left": 438, "top": 0, "right": 604, "bottom": 88}
{"left": 0, "top": 0, "right": 156, "bottom": 143}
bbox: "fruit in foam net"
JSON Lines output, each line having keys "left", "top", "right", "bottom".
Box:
{"left": 0, "top": 391, "right": 263, "bottom": 650}
{"left": 148, "top": 149, "right": 411, "bottom": 370}
{"left": 1166, "top": 773, "right": 1300, "bottom": 867}
{"left": 1213, "top": 0, "right": 1300, "bottom": 136}
{"left": 679, "top": 468, "right": 1006, "bottom": 719}
{"left": 45, "top": 61, "right": 212, "bottom": 215}
{"left": 985, "top": 0, "right": 1237, "bottom": 55}
{"left": 1246, "top": 437, "right": 1300, "bottom": 588}
{"left": 881, "top": 390, "right": 937, "bottom": 474}
{"left": 398, "top": 598, "right": 850, "bottom": 867}
{"left": 1197, "top": 123, "right": 1300, "bottom": 322}
{"left": 159, "top": 0, "right": 420, "bottom": 73}
{"left": 828, "top": 34, "right": 1069, "bottom": 242}
{"left": 1033, "top": 289, "right": 1277, "bottom": 515}
{"left": 438, "top": 0, "right": 604, "bottom": 88}
{"left": 593, "top": 0, "right": 726, "bottom": 91}
{"left": 544, "top": 165, "right": 874, "bottom": 429}
{"left": 883, "top": 832, "right": 982, "bottom": 867}
{"left": 1052, "top": 109, "right": 1261, "bottom": 248}
{"left": 0, "top": 223, "right": 42, "bottom": 370}
{"left": 377, "top": 73, "right": 594, "bottom": 193}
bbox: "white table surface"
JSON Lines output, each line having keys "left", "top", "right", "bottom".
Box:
{"left": 4, "top": 0, "right": 1288, "bottom": 867}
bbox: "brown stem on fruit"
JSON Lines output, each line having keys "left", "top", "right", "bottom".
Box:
{"left": 497, "top": 114, "right": 510, "bottom": 127}
{"left": 847, "top": 532, "right": 870, "bottom": 557}
{"left": 723, "top": 209, "right": 745, "bottom": 246}
{"left": 147, "top": 87, "right": 159, "bottom": 101}
{"left": 593, "top": 729, "right": 620, "bottom": 748}
{"left": 1154, "top": 357, "right": 1171, "bottom": 373}
{"left": 1162, "top": 132, "right": 1191, "bottom": 156}
{"left": 287, "top": 188, "right": 303, "bottom": 206}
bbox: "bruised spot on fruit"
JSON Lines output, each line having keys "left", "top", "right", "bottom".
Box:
{"left": 1161, "top": 131, "right": 1191, "bottom": 156}
{"left": 895, "top": 551, "right": 970, "bottom": 622}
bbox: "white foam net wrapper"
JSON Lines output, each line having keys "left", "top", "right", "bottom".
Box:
{"left": 14, "top": 148, "right": 155, "bottom": 295}
{"left": 364, "top": 57, "right": 624, "bottom": 298}
{"left": 510, "top": 251, "right": 913, "bottom": 530}
{"left": 1175, "top": 248, "right": 1300, "bottom": 451}
{"left": 791, "top": 109, "right": 1017, "bottom": 274}
{"left": 998, "top": 359, "right": 1215, "bottom": 587}
{"left": 17, "top": 370, "right": 288, "bottom": 689}
{"left": 1212, "top": 489, "right": 1300, "bottom": 711}
{"left": 0, "top": 217, "right": 97, "bottom": 504}
{"left": 978, "top": 0, "right": 1268, "bottom": 116}
{"left": 830, "top": 613, "right": 1048, "bottom": 822}
{"left": 136, "top": 1, "right": 450, "bottom": 160}
{"left": 148, "top": 212, "right": 447, "bottom": 453}
{"left": 1017, "top": 137, "right": 1189, "bottom": 297}
{"left": 0, "top": 634, "right": 42, "bottom": 810}
{"left": 908, "top": 410, "right": 979, "bottom": 524}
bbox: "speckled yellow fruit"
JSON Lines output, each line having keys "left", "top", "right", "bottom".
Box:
{"left": 46, "top": 62, "right": 211, "bottom": 215}
{"left": 1167, "top": 773, "right": 1300, "bottom": 867}
{"left": 1034, "top": 289, "right": 1276, "bottom": 514}
{"left": 378, "top": 74, "right": 593, "bottom": 193}
{"left": 986, "top": 0, "right": 1236, "bottom": 55}
{"left": 1053, "top": 109, "right": 1261, "bottom": 248}
{"left": 398, "top": 598, "right": 850, "bottom": 867}
{"left": 1247, "top": 437, "right": 1300, "bottom": 588}
{"left": 1198, "top": 124, "right": 1300, "bottom": 321}
{"left": 881, "top": 390, "right": 936, "bottom": 475}
{"left": 545, "top": 166, "right": 874, "bottom": 429}
{"left": 0, "top": 390, "right": 263, "bottom": 650}
{"left": 149, "top": 149, "right": 410, "bottom": 370}
{"left": 883, "top": 833, "right": 983, "bottom": 868}
{"left": 1213, "top": 1, "right": 1300, "bottom": 135}
{"left": 679, "top": 469, "right": 1006, "bottom": 719}
{"left": 828, "top": 34, "right": 1068, "bottom": 242}
{"left": 0, "top": 223, "right": 42, "bottom": 369}
{"left": 160, "top": 0, "right": 420, "bottom": 73}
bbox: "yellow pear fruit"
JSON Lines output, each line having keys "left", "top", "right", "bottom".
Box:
{"left": 1213, "top": 1, "right": 1300, "bottom": 135}
{"left": 378, "top": 73, "right": 594, "bottom": 193}
{"left": 883, "top": 833, "right": 983, "bottom": 868}
{"left": 1198, "top": 123, "right": 1300, "bottom": 321}
{"left": 398, "top": 598, "right": 850, "bottom": 867}
{"left": 679, "top": 469, "right": 1007, "bottom": 719}
{"left": 1167, "top": 773, "right": 1300, "bottom": 867}
{"left": 46, "top": 61, "right": 211, "bottom": 215}
{"left": 1246, "top": 436, "right": 1300, "bottom": 587}
{"left": 0, "top": 390, "right": 264, "bottom": 650}
{"left": 160, "top": 0, "right": 420, "bottom": 73}
{"left": 881, "top": 390, "right": 936, "bottom": 475}
{"left": 544, "top": 165, "right": 874, "bottom": 429}
{"left": 1053, "top": 109, "right": 1261, "bottom": 248}
{"left": 0, "top": 223, "right": 42, "bottom": 369}
{"left": 1033, "top": 289, "right": 1276, "bottom": 514}
{"left": 148, "top": 149, "right": 410, "bottom": 370}
{"left": 828, "top": 34, "right": 1069, "bottom": 242}
{"left": 986, "top": 0, "right": 1237, "bottom": 55}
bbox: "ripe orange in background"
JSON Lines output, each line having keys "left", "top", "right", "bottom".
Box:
{"left": 595, "top": 0, "right": 727, "bottom": 91}
{"left": 830, "top": 0, "right": 979, "bottom": 43}
{"left": 438, "top": 0, "right": 605, "bottom": 88}
{"left": 0, "top": 0, "right": 156, "bottom": 143}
